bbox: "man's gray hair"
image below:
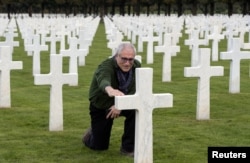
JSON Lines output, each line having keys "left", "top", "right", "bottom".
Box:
{"left": 114, "top": 42, "right": 136, "bottom": 56}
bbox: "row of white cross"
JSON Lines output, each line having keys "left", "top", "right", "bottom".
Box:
{"left": 109, "top": 14, "right": 250, "bottom": 94}
{"left": 0, "top": 16, "right": 100, "bottom": 131}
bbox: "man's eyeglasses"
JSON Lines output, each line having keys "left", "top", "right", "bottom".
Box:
{"left": 119, "top": 55, "right": 135, "bottom": 63}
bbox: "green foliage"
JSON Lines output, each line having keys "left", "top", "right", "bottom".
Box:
{"left": 0, "top": 20, "right": 250, "bottom": 163}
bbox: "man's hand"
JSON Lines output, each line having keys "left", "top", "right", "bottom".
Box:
{"left": 106, "top": 105, "right": 121, "bottom": 119}
{"left": 105, "top": 86, "right": 124, "bottom": 97}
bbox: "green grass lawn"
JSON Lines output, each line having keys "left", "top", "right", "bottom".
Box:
{"left": 0, "top": 19, "right": 250, "bottom": 163}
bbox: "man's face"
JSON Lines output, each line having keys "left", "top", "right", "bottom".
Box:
{"left": 116, "top": 48, "right": 135, "bottom": 72}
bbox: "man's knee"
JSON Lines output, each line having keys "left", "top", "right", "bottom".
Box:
{"left": 82, "top": 128, "right": 109, "bottom": 150}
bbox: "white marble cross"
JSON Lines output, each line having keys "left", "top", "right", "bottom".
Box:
{"left": 25, "top": 34, "right": 48, "bottom": 75}
{"left": 169, "top": 24, "right": 182, "bottom": 45}
{"left": 78, "top": 26, "right": 92, "bottom": 51}
{"left": 131, "top": 23, "right": 139, "bottom": 44}
{"left": 115, "top": 68, "right": 173, "bottom": 163}
{"left": 34, "top": 54, "right": 78, "bottom": 131}
{"left": 60, "top": 37, "right": 87, "bottom": 74}
{"left": 185, "top": 29, "right": 208, "bottom": 66}
{"left": 77, "top": 29, "right": 91, "bottom": 65}
{"left": 220, "top": 38, "right": 250, "bottom": 93}
{"left": 0, "top": 31, "right": 19, "bottom": 54}
{"left": 45, "top": 29, "right": 61, "bottom": 54}
{"left": 207, "top": 26, "right": 224, "bottom": 61}
{"left": 0, "top": 46, "right": 23, "bottom": 108}
{"left": 56, "top": 25, "right": 70, "bottom": 51}
{"left": 184, "top": 48, "right": 224, "bottom": 120}
{"left": 137, "top": 24, "right": 147, "bottom": 52}
{"left": 107, "top": 29, "right": 124, "bottom": 55}
{"left": 155, "top": 33, "right": 180, "bottom": 82}
{"left": 223, "top": 23, "right": 238, "bottom": 51}
{"left": 154, "top": 22, "right": 164, "bottom": 46}
{"left": 141, "top": 26, "right": 159, "bottom": 64}
{"left": 37, "top": 27, "right": 49, "bottom": 45}
{"left": 23, "top": 29, "right": 35, "bottom": 56}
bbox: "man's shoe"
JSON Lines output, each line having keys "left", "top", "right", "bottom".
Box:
{"left": 120, "top": 148, "right": 134, "bottom": 157}
{"left": 82, "top": 128, "right": 92, "bottom": 145}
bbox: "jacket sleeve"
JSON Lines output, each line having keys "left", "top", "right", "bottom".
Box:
{"left": 95, "top": 60, "right": 114, "bottom": 93}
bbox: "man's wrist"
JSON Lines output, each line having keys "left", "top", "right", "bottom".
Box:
{"left": 105, "top": 86, "right": 113, "bottom": 95}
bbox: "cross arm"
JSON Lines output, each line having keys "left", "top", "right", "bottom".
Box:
{"left": 115, "top": 94, "right": 139, "bottom": 110}
{"left": 184, "top": 67, "right": 200, "bottom": 77}
{"left": 34, "top": 74, "right": 52, "bottom": 85}
{"left": 153, "top": 93, "right": 173, "bottom": 109}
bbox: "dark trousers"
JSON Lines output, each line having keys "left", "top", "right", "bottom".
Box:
{"left": 85, "top": 102, "right": 135, "bottom": 152}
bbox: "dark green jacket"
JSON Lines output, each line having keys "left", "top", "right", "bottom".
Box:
{"left": 89, "top": 57, "right": 141, "bottom": 109}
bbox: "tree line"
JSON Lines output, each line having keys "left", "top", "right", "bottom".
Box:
{"left": 0, "top": 0, "right": 249, "bottom": 19}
